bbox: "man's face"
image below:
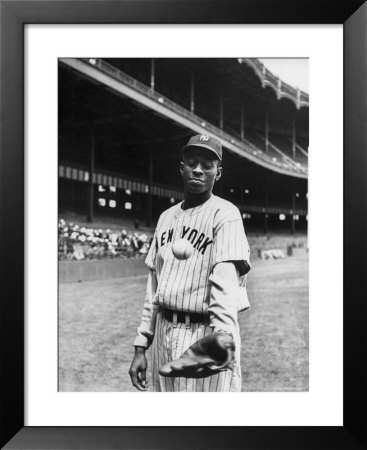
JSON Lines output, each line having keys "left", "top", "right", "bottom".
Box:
{"left": 180, "top": 147, "right": 222, "bottom": 195}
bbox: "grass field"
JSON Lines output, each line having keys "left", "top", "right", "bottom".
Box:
{"left": 59, "top": 253, "right": 308, "bottom": 392}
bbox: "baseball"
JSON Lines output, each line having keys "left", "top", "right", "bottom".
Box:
{"left": 172, "top": 238, "right": 194, "bottom": 260}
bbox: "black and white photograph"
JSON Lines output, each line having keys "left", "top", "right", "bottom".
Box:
{"left": 3, "top": 0, "right": 367, "bottom": 444}
{"left": 58, "top": 57, "right": 309, "bottom": 393}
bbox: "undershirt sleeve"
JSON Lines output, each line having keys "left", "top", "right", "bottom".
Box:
{"left": 208, "top": 261, "right": 250, "bottom": 334}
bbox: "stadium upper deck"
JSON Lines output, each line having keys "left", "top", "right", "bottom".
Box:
{"left": 61, "top": 58, "right": 308, "bottom": 178}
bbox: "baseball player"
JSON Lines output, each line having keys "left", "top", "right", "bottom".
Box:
{"left": 129, "top": 134, "right": 251, "bottom": 392}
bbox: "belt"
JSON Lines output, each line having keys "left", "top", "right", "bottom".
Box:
{"left": 161, "top": 308, "right": 210, "bottom": 328}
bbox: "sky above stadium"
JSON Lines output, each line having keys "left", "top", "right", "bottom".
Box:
{"left": 258, "top": 58, "right": 309, "bottom": 93}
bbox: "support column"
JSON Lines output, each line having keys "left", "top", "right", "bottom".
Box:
{"left": 261, "top": 63, "right": 266, "bottom": 88}
{"left": 87, "top": 126, "right": 95, "bottom": 223}
{"left": 239, "top": 182, "right": 246, "bottom": 228}
{"left": 296, "top": 88, "right": 301, "bottom": 109}
{"left": 263, "top": 192, "right": 268, "bottom": 234}
{"left": 147, "top": 148, "right": 153, "bottom": 227}
{"left": 277, "top": 77, "right": 282, "bottom": 100}
{"left": 190, "top": 68, "right": 195, "bottom": 113}
{"left": 291, "top": 192, "right": 296, "bottom": 235}
{"left": 240, "top": 106, "right": 245, "bottom": 140}
{"left": 292, "top": 119, "right": 296, "bottom": 158}
{"left": 219, "top": 90, "right": 224, "bottom": 129}
{"left": 264, "top": 214, "right": 268, "bottom": 235}
{"left": 150, "top": 58, "right": 155, "bottom": 92}
{"left": 265, "top": 112, "right": 269, "bottom": 153}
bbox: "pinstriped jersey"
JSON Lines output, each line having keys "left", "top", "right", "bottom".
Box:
{"left": 145, "top": 194, "right": 250, "bottom": 314}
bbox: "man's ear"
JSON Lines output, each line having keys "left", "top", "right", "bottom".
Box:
{"left": 179, "top": 161, "right": 184, "bottom": 176}
{"left": 215, "top": 166, "right": 223, "bottom": 182}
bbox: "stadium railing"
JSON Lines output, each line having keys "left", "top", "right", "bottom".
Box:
{"left": 241, "top": 58, "right": 309, "bottom": 109}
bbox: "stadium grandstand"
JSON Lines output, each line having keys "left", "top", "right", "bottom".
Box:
{"left": 58, "top": 58, "right": 308, "bottom": 260}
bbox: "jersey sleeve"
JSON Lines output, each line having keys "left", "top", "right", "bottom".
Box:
{"left": 133, "top": 269, "right": 159, "bottom": 348}
{"left": 212, "top": 205, "right": 251, "bottom": 276}
{"left": 144, "top": 230, "right": 158, "bottom": 270}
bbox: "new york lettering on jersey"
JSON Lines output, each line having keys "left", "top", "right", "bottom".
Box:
{"left": 158, "top": 225, "right": 213, "bottom": 255}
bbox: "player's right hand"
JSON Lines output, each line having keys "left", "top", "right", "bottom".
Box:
{"left": 129, "top": 347, "right": 148, "bottom": 391}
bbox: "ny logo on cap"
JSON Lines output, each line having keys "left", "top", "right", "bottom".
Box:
{"left": 199, "top": 135, "right": 210, "bottom": 141}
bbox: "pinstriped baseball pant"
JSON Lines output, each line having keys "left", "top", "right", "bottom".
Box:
{"left": 150, "top": 310, "right": 242, "bottom": 392}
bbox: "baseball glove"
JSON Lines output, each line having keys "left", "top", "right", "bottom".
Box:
{"left": 159, "top": 332, "right": 235, "bottom": 379}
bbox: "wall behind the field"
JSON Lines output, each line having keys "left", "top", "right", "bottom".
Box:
{"left": 59, "top": 258, "right": 146, "bottom": 283}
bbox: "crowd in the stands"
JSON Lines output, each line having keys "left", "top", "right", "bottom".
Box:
{"left": 58, "top": 219, "right": 152, "bottom": 260}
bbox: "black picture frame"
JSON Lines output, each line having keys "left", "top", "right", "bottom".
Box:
{"left": 1, "top": 1, "right": 366, "bottom": 448}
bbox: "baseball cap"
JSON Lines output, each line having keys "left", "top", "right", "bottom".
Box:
{"left": 183, "top": 134, "right": 222, "bottom": 161}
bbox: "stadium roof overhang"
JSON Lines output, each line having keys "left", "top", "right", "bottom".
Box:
{"left": 60, "top": 58, "right": 308, "bottom": 179}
